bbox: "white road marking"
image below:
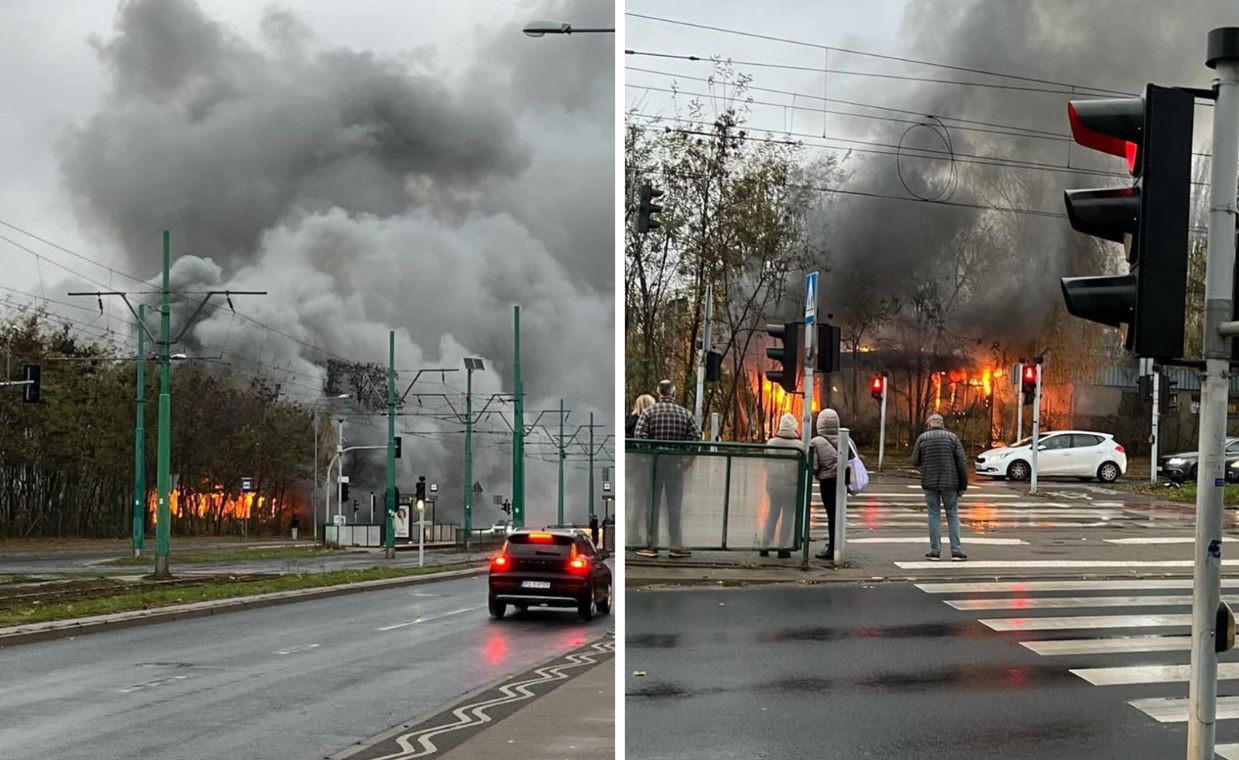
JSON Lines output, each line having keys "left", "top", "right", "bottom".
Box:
{"left": 980, "top": 613, "right": 1190, "bottom": 631}
{"left": 944, "top": 594, "right": 1239, "bottom": 610}
{"left": 850, "top": 537, "right": 1027, "bottom": 545}
{"left": 1103, "top": 537, "right": 1197, "bottom": 544}
{"left": 1128, "top": 696, "right": 1239, "bottom": 723}
{"left": 118, "top": 675, "right": 190, "bottom": 694}
{"left": 1070, "top": 662, "right": 1239, "bottom": 686}
{"left": 897, "top": 559, "right": 1239, "bottom": 570}
{"left": 916, "top": 579, "right": 1239, "bottom": 594}
{"left": 1021, "top": 636, "right": 1190, "bottom": 656}
{"left": 1218, "top": 743, "right": 1239, "bottom": 760}
{"left": 376, "top": 606, "right": 482, "bottom": 631}
{"left": 276, "top": 644, "right": 321, "bottom": 655}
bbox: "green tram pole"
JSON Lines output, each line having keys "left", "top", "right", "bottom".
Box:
{"left": 385, "top": 330, "right": 396, "bottom": 559}
{"left": 133, "top": 304, "right": 145, "bottom": 558}
{"left": 512, "top": 306, "right": 525, "bottom": 528}
{"left": 464, "top": 361, "right": 475, "bottom": 549}
{"left": 557, "top": 398, "right": 565, "bottom": 527}
{"left": 154, "top": 232, "right": 172, "bottom": 578}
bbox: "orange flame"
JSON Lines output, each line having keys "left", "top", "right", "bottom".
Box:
{"left": 149, "top": 485, "right": 278, "bottom": 523}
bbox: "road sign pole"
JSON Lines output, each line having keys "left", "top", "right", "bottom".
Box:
{"left": 800, "top": 272, "right": 818, "bottom": 568}
{"left": 385, "top": 331, "right": 396, "bottom": 559}
{"left": 1151, "top": 370, "right": 1160, "bottom": 485}
{"left": 694, "top": 283, "right": 712, "bottom": 430}
{"left": 1188, "top": 30, "right": 1239, "bottom": 760}
{"left": 133, "top": 304, "right": 145, "bottom": 558}
{"left": 834, "top": 428, "right": 849, "bottom": 565}
{"left": 154, "top": 231, "right": 172, "bottom": 579}
{"left": 1030, "top": 362, "right": 1042, "bottom": 495}
{"left": 878, "top": 379, "right": 887, "bottom": 472}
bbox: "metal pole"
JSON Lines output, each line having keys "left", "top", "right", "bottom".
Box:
{"left": 385, "top": 331, "right": 396, "bottom": 559}
{"left": 1017, "top": 390, "right": 1024, "bottom": 441}
{"left": 337, "top": 419, "right": 345, "bottom": 519}
{"left": 800, "top": 273, "right": 817, "bottom": 568}
{"left": 557, "top": 398, "right": 565, "bottom": 527}
{"left": 370, "top": 492, "right": 375, "bottom": 524}
{"left": 465, "top": 365, "right": 474, "bottom": 548}
{"left": 154, "top": 231, "right": 172, "bottom": 579}
{"left": 878, "top": 378, "right": 887, "bottom": 472}
{"left": 133, "top": 304, "right": 145, "bottom": 558}
{"left": 1152, "top": 370, "right": 1161, "bottom": 485}
{"left": 417, "top": 504, "right": 425, "bottom": 567}
{"left": 513, "top": 306, "right": 525, "bottom": 529}
{"left": 1188, "top": 32, "right": 1239, "bottom": 759}
{"left": 694, "top": 283, "right": 712, "bottom": 429}
{"left": 710, "top": 412, "right": 720, "bottom": 443}
{"left": 587, "top": 411, "right": 595, "bottom": 520}
{"left": 833, "top": 428, "right": 850, "bottom": 564}
{"left": 1030, "top": 362, "right": 1042, "bottom": 495}
{"left": 313, "top": 410, "right": 319, "bottom": 540}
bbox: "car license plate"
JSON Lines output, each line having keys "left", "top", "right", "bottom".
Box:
{"left": 521, "top": 580, "right": 551, "bottom": 589}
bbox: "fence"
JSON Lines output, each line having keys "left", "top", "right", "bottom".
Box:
{"left": 625, "top": 440, "right": 810, "bottom": 551}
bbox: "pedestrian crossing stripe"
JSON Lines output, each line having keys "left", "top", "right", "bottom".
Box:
{"left": 850, "top": 537, "right": 1027, "bottom": 545}
{"left": 917, "top": 579, "right": 1239, "bottom": 594}
{"left": 1218, "top": 743, "right": 1239, "bottom": 760}
{"left": 897, "top": 559, "right": 1239, "bottom": 570}
{"left": 944, "top": 594, "right": 1235, "bottom": 611}
{"left": 1071, "top": 662, "right": 1239, "bottom": 686}
{"left": 980, "top": 613, "right": 1190, "bottom": 631}
{"left": 1021, "top": 636, "right": 1190, "bottom": 656}
{"left": 1128, "top": 696, "right": 1239, "bottom": 724}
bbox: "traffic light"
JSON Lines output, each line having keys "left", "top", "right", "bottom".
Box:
{"left": 870, "top": 374, "right": 885, "bottom": 401}
{"left": 340, "top": 481, "right": 350, "bottom": 502}
{"left": 502, "top": 500, "right": 512, "bottom": 515}
{"left": 765, "top": 322, "right": 801, "bottom": 394}
{"left": 415, "top": 476, "right": 427, "bottom": 502}
{"left": 1060, "top": 84, "right": 1194, "bottom": 359}
{"left": 816, "top": 324, "right": 841, "bottom": 372}
{"left": 394, "top": 436, "right": 402, "bottom": 459}
{"left": 704, "top": 350, "right": 723, "bottom": 382}
{"left": 637, "top": 183, "right": 664, "bottom": 234}
{"left": 22, "top": 364, "right": 40, "bottom": 403}
{"left": 1021, "top": 363, "right": 1037, "bottom": 405}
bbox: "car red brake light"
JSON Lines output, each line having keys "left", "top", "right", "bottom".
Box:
{"left": 490, "top": 555, "right": 509, "bottom": 571}
{"left": 567, "top": 556, "right": 590, "bottom": 574}
{"left": 528, "top": 532, "right": 554, "bottom": 542}
{"left": 1115, "top": 444, "right": 1125, "bottom": 453}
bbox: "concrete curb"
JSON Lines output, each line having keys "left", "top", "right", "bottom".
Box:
{"left": 0, "top": 564, "right": 487, "bottom": 648}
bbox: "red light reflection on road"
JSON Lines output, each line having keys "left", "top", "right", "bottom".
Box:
{"left": 484, "top": 632, "right": 509, "bottom": 666}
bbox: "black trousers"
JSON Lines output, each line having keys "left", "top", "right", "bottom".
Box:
{"left": 818, "top": 477, "right": 839, "bottom": 552}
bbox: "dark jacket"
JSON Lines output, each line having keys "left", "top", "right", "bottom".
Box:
{"left": 625, "top": 413, "right": 640, "bottom": 438}
{"left": 911, "top": 427, "right": 969, "bottom": 492}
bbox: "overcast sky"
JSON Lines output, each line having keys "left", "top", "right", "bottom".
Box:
{"left": 0, "top": 0, "right": 614, "bottom": 524}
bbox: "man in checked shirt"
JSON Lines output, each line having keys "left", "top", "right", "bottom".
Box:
{"left": 633, "top": 380, "right": 700, "bottom": 559}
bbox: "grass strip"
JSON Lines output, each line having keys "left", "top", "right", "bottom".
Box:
{"left": 0, "top": 564, "right": 479, "bottom": 627}
{"left": 1111, "top": 481, "right": 1239, "bottom": 505}
{"left": 104, "top": 546, "right": 361, "bottom": 565}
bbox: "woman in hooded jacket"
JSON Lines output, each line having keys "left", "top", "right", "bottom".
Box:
{"left": 760, "top": 413, "right": 805, "bottom": 558}
{"left": 810, "top": 408, "right": 846, "bottom": 561}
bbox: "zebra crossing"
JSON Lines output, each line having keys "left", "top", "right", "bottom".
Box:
{"left": 915, "top": 575, "right": 1239, "bottom": 756}
{"left": 807, "top": 484, "right": 1185, "bottom": 540}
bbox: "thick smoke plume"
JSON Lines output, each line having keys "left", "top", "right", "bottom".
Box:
{"left": 817, "top": 0, "right": 1229, "bottom": 344}
{"left": 58, "top": 0, "right": 614, "bottom": 526}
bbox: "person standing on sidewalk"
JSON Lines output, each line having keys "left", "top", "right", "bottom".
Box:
{"left": 810, "top": 408, "right": 846, "bottom": 561}
{"left": 633, "top": 380, "right": 700, "bottom": 559}
{"left": 626, "top": 394, "right": 656, "bottom": 438}
{"left": 911, "top": 413, "right": 970, "bottom": 561}
{"left": 290, "top": 514, "right": 300, "bottom": 541}
{"left": 760, "top": 413, "right": 805, "bottom": 559}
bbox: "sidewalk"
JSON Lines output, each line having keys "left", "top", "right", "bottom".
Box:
{"left": 439, "top": 658, "right": 614, "bottom": 760}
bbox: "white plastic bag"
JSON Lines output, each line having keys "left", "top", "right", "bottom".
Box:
{"left": 847, "top": 441, "right": 869, "bottom": 495}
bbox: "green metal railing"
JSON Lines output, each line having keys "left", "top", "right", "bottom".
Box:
{"left": 626, "top": 439, "right": 811, "bottom": 553}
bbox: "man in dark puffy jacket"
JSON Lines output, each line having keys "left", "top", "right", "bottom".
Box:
{"left": 911, "top": 413, "right": 970, "bottom": 561}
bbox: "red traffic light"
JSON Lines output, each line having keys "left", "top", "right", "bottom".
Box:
{"left": 870, "top": 375, "right": 885, "bottom": 400}
{"left": 1022, "top": 365, "right": 1036, "bottom": 383}
{"left": 1067, "top": 99, "right": 1142, "bottom": 175}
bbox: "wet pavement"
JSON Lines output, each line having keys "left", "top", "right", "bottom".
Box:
{"left": 626, "top": 582, "right": 1239, "bottom": 759}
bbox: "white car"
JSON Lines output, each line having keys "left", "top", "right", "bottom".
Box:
{"left": 974, "top": 431, "right": 1127, "bottom": 483}
{"left": 489, "top": 520, "right": 514, "bottom": 537}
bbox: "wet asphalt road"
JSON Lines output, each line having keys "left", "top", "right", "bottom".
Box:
{"left": 0, "top": 575, "right": 611, "bottom": 760}
{"left": 626, "top": 583, "right": 1236, "bottom": 760}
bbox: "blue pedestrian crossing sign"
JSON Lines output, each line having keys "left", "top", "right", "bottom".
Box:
{"left": 241, "top": 477, "right": 253, "bottom": 493}
{"left": 804, "top": 272, "right": 818, "bottom": 325}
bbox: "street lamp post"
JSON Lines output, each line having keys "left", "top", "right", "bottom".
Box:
{"left": 311, "top": 394, "right": 350, "bottom": 540}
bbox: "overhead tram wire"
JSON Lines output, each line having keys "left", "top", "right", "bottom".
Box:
{"left": 625, "top": 13, "right": 1134, "bottom": 97}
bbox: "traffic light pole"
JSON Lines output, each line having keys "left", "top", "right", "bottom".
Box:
{"left": 1151, "top": 370, "right": 1160, "bottom": 485}
{"left": 1029, "top": 362, "right": 1042, "bottom": 496}
{"left": 133, "top": 304, "right": 145, "bottom": 558}
{"left": 154, "top": 232, "right": 172, "bottom": 579}
{"left": 1187, "top": 30, "right": 1239, "bottom": 760}
{"left": 385, "top": 331, "right": 396, "bottom": 560}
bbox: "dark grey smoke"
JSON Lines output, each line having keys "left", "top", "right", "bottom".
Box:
{"left": 817, "top": 0, "right": 1230, "bottom": 343}
{"left": 56, "top": 0, "right": 614, "bottom": 527}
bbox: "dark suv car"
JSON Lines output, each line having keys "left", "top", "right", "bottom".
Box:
{"left": 488, "top": 529, "right": 612, "bottom": 621}
{"left": 1159, "top": 437, "right": 1239, "bottom": 482}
